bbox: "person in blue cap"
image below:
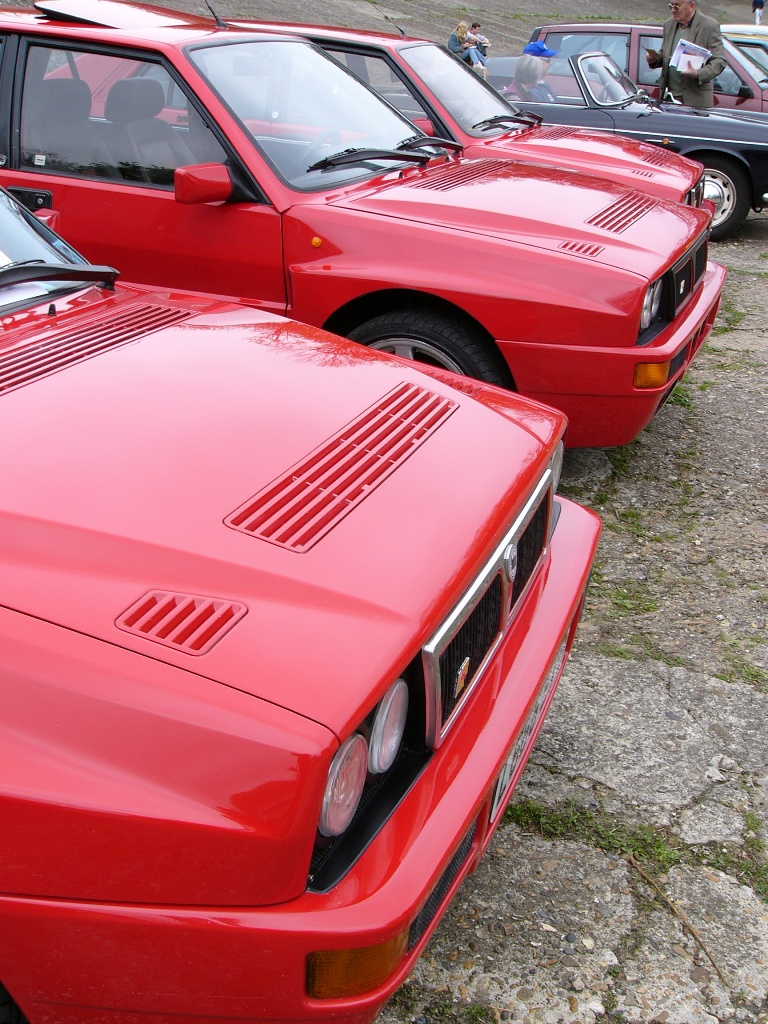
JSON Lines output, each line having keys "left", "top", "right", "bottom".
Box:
{"left": 521, "top": 40, "right": 558, "bottom": 100}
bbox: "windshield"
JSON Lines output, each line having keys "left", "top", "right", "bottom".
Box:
{"left": 400, "top": 43, "right": 523, "bottom": 135}
{"left": 0, "top": 189, "right": 88, "bottom": 311}
{"left": 575, "top": 53, "right": 639, "bottom": 104}
{"left": 187, "top": 38, "right": 422, "bottom": 188}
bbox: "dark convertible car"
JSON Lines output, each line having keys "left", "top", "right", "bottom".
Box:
{"left": 487, "top": 51, "right": 768, "bottom": 240}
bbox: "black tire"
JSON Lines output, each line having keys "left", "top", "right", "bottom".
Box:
{"left": 701, "top": 155, "right": 751, "bottom": 241}
{"left": 348, "top": 310, "right": 513, "bottom": 388}
{"left": 0, "top": 985, "right": 28, "bottom": 1024}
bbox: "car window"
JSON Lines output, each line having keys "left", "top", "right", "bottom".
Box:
{"left": 637, "top": 34, "right": 663, "bottom": 87}
{"left": 542, "top": 31, "right": 630, "bottom": 72}
{"left": 736, "top": 41, "right": 768, "bottom": 73}
{"left": 19, "top": 44, "right": 226, "bottom": 185}
{"left": 497, "top": 56, "right": 586, "bottom": 105}
{"left": 322, "top": 48, "right": 431, "bottom": 124}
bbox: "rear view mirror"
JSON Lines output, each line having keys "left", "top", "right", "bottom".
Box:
{"left": 175, "top": 163, "right": 233, "bottom": 205}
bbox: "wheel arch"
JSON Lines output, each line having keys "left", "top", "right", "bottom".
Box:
{"left": 322, "top": 288, "right": 495, "bottom": 348}
{"left": 683, "top": 148, "right": 758, "bottom": 206}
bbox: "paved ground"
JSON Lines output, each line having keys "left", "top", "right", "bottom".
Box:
{"left": 84, "top": 0, "right": 768, "bottom": 1018}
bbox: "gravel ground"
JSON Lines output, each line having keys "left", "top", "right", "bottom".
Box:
{"left": 62, "top": 0, "right": 768, "bottom": 1017}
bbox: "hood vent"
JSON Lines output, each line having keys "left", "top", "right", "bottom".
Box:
{"left": 116, "top": 591, "right": 247, "bottom": 655}
{"left": 559, "top": 240, "right": 604, "bottom": 259}
{"left": 586, "top": 193, "right": 658, "bottom": 233}
{"left": 0, "top": 303, "right": 190, "bottom": 396}
{"left": 226, "top": 383, "right": 457, "bottom": 552}
{"left": 407, "top": 160, "right": 499, "bottom": 191}
{"left": 641, "top": 148, "right": 673, "bottom": 168}
{"left": 529, "top": 126, "right": 576, "bottom": 141}
{"left": 631, "top": 169, "right": 656, "bottom": 180}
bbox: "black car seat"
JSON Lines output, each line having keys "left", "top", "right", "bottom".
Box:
{"left": 104, "top": 78, "right": 195, "bottom": 185}
{"left": 21, "top": 78, "right": 114, "bottom": 177}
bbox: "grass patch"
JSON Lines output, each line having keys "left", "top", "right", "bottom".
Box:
{"left": 712, "top": 297, "right": 746, "bottom": 335}
{"left": 667, "top": 382, "right": 694, "bottom": 409}
{"left": 506, "top": 798, "right": 768, "bottom": 901}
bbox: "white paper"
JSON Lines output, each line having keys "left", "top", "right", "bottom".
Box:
{"left": 670, "top": 38, "right": 711, "bottom": 72}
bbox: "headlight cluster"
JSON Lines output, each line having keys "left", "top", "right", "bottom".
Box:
{"left": 640, "top": 278, "right": 663, "bottom": 332}
{"left": 318, "top": 679, "right": 409, "bottom": 837}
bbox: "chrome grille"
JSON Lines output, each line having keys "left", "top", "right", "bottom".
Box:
{"left": 668, "top": 234, "right": 708, "bottom": 319}
{"left": 423, "top": 473, "right": 552, "bottom": 747}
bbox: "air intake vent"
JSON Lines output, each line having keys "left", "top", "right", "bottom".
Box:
{"left": 558, "top": 240, "right": 604, "bottom": 258}
{"left": 0, "top": 303, "right": 190, "bottom": 396}
{"left": 226, "top": 383, "right": 457, "bottom": 551}
{"left": 116, "top": 591, "right": 247, "bottom": 654}
{"left": 631, "top": 169, "right": 656, "bottom": 179}
{"left": 407, "top": 160, "right": 499, "bottom": 190}
{"left": 529, "top": 126, "right": 576, "bottom": 141}
{"left": 586, "top": 193, "right": 658, "bottom": 233}
{"left": 641, "top": 148, "right": 672, "bottom": 168}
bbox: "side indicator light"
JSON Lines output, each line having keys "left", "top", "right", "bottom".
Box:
{"left": 634, "top": 361, "right": 671, "bottom": 388}
{"left": 306, "top": 930, "right": 408, "bottom": 999}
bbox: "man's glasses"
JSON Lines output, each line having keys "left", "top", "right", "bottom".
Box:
{"left": 668, "top": 3, "right": 691, "bottom": 8}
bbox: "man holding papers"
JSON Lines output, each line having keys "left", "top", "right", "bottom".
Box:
{"left": 645, "top": 0, "right": 726, "bottom": 107}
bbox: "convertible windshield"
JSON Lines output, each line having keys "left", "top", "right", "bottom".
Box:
{"left": 575, "top": 53, "right": 641, "bottom": 105}
{"left": 400, "top": 43, "right": 526, "bottom": 136}
{"left": 0, "top": 189, "right": 95, "bottom": 311}
{"left": 187, "top": 38, "right": 422, "bottom": 188}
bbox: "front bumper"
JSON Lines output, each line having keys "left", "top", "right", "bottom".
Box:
{"left": 1, "top": 499, "right": 600, "bottom": 1024}
{"left": 498, "top": 260, "right": 726, "bottom": 448}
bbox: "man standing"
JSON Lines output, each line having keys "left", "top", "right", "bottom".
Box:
{"left": 645, "top": 0, "right": 726, "bottom": 107}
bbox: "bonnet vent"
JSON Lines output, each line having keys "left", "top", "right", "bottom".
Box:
{"left": 226, "top": 383, "right": 458, "bottom": 552}
{"left": 116, "top": 591, "right": 247, "bottom": 655}
{"left": 631, "top": 169, "right": 656, "bottom": 180}
{"left": 559, "top": 240, "right": 604, "bottom": 258}
{"left": 641, "top": 148, "right": 673, "bottom": 168}
{"left": 406, "top": 160, "right": 500, "bottom": 191}
{"left": 0, "top": 303, "right": 190, "bottom": 396}
{"left": 585, "top": 193, "right": 658, "bottom": 233}
{"left": 529, "top": 126, "right": 576, "bottom": 141}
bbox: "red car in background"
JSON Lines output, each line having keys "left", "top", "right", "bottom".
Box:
{"left": 0, "top": 0, "right": 725, "bottom": 447}
{"left": 0, "top": 183, "right": 602, "bottom": 1024}
{"left": 234, "top": 19, "right": 707, "bottom": 207}
{"left": 529, "top": 22, "right": 768, "bottom": 113}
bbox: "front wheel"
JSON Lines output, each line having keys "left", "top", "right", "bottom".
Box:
{"left": 702, "top": 156, "right": 751, "bottom": 241}
{"left": 348, "top": 311, "right": 513, "bottom": 388}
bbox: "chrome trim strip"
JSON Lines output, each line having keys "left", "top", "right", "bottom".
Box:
{"left": 423, "top": 468, "right": 553, "bottom": 748}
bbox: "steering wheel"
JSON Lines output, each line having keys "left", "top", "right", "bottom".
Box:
{"left": 305, "top": 129, "right": 342, "bottom": 169}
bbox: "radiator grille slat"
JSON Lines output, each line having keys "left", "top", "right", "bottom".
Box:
{"left": 226, "top": 383, "right": 457, "bottom": 551}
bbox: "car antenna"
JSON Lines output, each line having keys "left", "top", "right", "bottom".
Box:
{"left": 383, "top": 15, "right": 406, "bottom": 36}
{"left": 204, "top": 0, "right": 229, "bottom": 30}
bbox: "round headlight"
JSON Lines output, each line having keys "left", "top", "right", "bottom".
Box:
{"left": 640, "top": 279, "right": 663, "bottom": 331}
{"left": 368, "top": 679, "right": 409, "bottom": 774}
{"left": 319, "top": 733, "right": 368, "bottom": 837}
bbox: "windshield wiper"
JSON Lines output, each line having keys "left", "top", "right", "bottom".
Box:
{"left": 397, "top": 134, "right": 463, "bottom": 153}
{"left": 307, "top": 147, "right": 431, "bottom": 172}
{"left": 0, "top": 261, "right": 119, "bottom": 289}
{"left": 473, "top": 112, "right": 543, "bottom": 131}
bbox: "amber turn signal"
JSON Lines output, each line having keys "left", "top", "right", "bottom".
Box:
{"left": 634, "top": 361, "right": 671, "bottom": 388}
{"left": 306, "top": 930, "right": 408, "bottom": 999}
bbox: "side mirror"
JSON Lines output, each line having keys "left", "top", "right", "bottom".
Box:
{"left": 412, "top": 117, "right": 436, "bottom": 137}
{"left": 34, "top": 208, "right": 61, "bottom": 232}
{"left": 737, "top": 84, "right": 754, "bottom": 99}
{"left": 174, "top": 163, "right": 233, "bottom": 205}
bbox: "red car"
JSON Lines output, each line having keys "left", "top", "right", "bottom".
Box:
{"left": 0, "top": 183, "right": 602, "bottom": 1024}
{"left": 232, "top": 19, "right": 707, "bottom": 207}
{"left": 529, "top": 23, "right": 768, "bottom": 113}
{"left": 0, "top": 0, "right": 725, "bottom": 447}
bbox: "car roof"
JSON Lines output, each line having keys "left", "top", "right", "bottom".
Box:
{"left": 0, "top": 0, "right": 297, "bottom": 44}
{"left": 230, "top": 19, "right": 429, "bottom": 49}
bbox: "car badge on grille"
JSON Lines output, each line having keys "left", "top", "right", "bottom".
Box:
{"left": 455, "top": 656, "right": 471, "bottom": 699}
{"left": 679, "top": 279, "right": 687, "bottom": 296}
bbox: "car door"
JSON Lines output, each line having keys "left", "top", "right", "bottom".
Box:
{"left": 1, "top": 37, "right": 287, "bottom": 313}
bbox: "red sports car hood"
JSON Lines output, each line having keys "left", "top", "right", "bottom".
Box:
{"left": 336, "top": 158, "right": 707, "bottom": 275}
{"left": 483, "top": 126, "right": 702, "bottom": 202}
{"left": 0, "top": 290, "right": 560, "bottom": 738}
